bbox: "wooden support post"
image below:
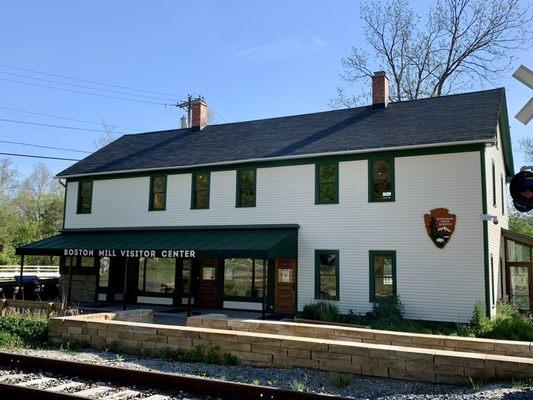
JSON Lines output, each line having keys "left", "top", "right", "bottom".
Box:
{"left": 18, "top": 255, "right": 24, "bottom": 300}
{"left": 187, "top": 260, "right": 192, "bottom": 317}
{"left": 261, "top": 260, "right": 267, "bottom": 320}
{"left": 67, "top": 258, "right": 74, "bottom": 306}
{"left": 123, "top": 258, "right": 128, "bottom": 311}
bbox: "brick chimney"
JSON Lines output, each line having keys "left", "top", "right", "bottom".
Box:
{"left": 372, "top": 71, "right": 389, "bottom": 109}
{"left": 190, "top": 98, "right": 209, "bottom": 130}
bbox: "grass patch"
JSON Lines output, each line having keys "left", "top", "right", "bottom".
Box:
{"left": 0, "top": 315, "right": 48, "bottom": 347}
{"left": 329, "top": 372, "right": 352, "bottom": 389}
{"left": 160, "top": 345, "right": 239, "bottom": 366}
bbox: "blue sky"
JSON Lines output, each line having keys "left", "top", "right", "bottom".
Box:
{"left": 1, "top": 0, "right": 531, "bottom": 178}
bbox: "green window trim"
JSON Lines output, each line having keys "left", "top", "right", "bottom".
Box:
{"left": 368, "top": 158, "right": 395, "bottom": 202}
{"left": 369, "top": 250, "right": 397, "bottom": 302}
{"left": 236, "top": 168, "right": 256, "bottom": 208}
{"left": 76, "top": 180, "right": 93, "bottom": 214}
{"left": 491, "top": 160, "right": 496, "bottom": 208}
{"left": 148, "top": 175, "right": 167, "bottom": 211}
{"left": 191, "top": 171, "right": 210, "bottom": 209}
{"left": 314, "top": 249, "right": 340, "bottom": 301}
{"left": 315, "top": 162, "right": 339, "bottom": 204}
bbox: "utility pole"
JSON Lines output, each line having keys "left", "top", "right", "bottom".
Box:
{"left": 177, "top": 94, "right": 194, "bottom": 128}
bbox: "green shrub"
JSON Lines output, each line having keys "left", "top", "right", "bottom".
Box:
{"left": 0, "top": 331, "right": 22, "bottom": 348}
{"left": 329, "top": 372, "right": 352, "bottom": 389}
{"left": 371, "top": 297, "right": 404, "bottom": 323}
{"left": 0, "top": 315, "right": 48, "bottom": 346}
{"left": 469, "top": 302, "right": 533, "bottom": 341}
{"left": 160, "top": 345, "right": 239, "bottom": 366}
{"left": 300, "top": 302, "right": 340, "bottom": 322}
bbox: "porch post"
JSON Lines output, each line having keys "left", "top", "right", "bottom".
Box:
{"left": 187, "top": 261, "right": 192, "bottom": 317}
{"left": 18, "top": 255, "right": 24, "bottom": 300}
{"left": 67, "top": 258, "right": 73, "bottom": 305}
{"left": 123, "top": 258, "right": 128, "bottom": 311}
{"left": 261, "top": 259, "right": 267, "bottom": 320}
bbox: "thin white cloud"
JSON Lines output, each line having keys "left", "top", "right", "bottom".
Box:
{"left": 226, "top": 32, "right": 327, "bottom": 62}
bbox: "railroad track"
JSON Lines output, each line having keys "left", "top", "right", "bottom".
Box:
{"left": 0, "top": 351, "right": 348, "bottom": 399}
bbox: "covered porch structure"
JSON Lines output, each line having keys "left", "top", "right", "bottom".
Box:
{"left": 16, "top": 225, "right": 299, "bottom": 318}
{"left": 503, "top": 229, "right": 533, "bottom": 314}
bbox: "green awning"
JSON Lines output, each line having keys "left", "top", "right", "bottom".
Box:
{"left": 16, "top": 225, "right": 298, "bottom": 259}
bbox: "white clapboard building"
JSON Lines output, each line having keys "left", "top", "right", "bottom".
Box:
{"left": 18, "top": 73, "right": 532, "bottom": 322}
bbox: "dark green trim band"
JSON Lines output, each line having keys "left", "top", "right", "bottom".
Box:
{"left": 314, "top": 249, "right": 340, "bottom": 301}
{"left": 65, "top": 144, "right": 485, "bottom": 183}
{"left": 480, "top": 149, "right": 491, "bottom": 318}
{"left": 369, "top": 250, "right": 397, "bottom": 302}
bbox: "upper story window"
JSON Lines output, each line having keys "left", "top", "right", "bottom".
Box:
{"left": 149, "top": 175, "right": 167, "bottom": 211}
{"left": 236, "top": 168, "right": 256, "bottom": 207}
{"left": 369, "top": 158, "right": 394, "bottom": 202}
{"left": 76, "top": 180, "right": 93, "bottom": 214}
{"left": 315, "top": 250, "right": 339, "bottom": 300}
{"left": 191, "top": 172, "right": 210, "bottom": 209}
{"left": 315, "top": 162, "right": 338, "bottom": 204}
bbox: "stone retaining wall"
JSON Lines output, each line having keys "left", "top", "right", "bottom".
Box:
{"left": 60, "top": 274, "right": 96, "bottom": 302}
{"left": 48, "top": 311, "right": 533, "bottom": 384}
{"left": 188, "top": 314, "right": 532, "bottom": 358}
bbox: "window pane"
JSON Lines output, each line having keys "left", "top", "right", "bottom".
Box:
{"left": 81, "top": 182, "right": 92, "bottom": 196}
{"left": 374, "top": 255, "right": 394, "bottom": 299}
{"left": 195, "top": 173, "right": 209, "bottom": 190}
{"left": 202, "top": 266, "right": 216, "bottom": 280}
{"left": 254, "top": 260, "right": 266, "bottom": 298}
{"left": 65, "top": 256, "right": 75, "bottom": 267}
{"left": 372, "top": 160, "right": 392, "bottom": 200}
{"left": 320, "top": 183, "right": 336, "bottom": 203}
{"left": 81, "top": 257, "right": 94, "bottom": 267}
{"left": 319, "top": 164, "right": 336, "bottom": 183}
{"left": 277, "top": 267, "right": 293, "bottom": 283}
{"left": 510, "top": 266, "right": 530, "bottom": 310}
{"left": 152, "top": 193, "right": 165, "bottom": 210}
{"left": 153, "top": 176, "right": 165, "bottom": 193}
{"left": 138, "top": 258, "right": 146, "bottom": 291}
{"left": 195, "top": 190, "right": 209, "bottom": 208}
{"left": 99, "top": 257, "right": 110, "bottom": 288}
{"left": 318, "top": 164, "right": 337, "bottom": 203}
{"left": 224, "top": 258, "right": 253, "bottom": 297}
{"left": 318, "top": 253, "right": 337, "bottom": 299}
{"left": 143, "top": 258, "right": 175, "bottom": 294}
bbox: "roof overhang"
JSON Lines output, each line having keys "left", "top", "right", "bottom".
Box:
{"left": 502, "top": 229, "right": 533, "bottom": 247}
{"left": 55, "top": 139, "right": 492, "bottom": 180}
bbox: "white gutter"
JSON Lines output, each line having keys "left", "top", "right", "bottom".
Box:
{"left": 55, "top": 139, "right": 494, "bottom": 180}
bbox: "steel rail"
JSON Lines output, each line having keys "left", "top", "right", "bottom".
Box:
{"left": 0, "top": 351, "right": 349, "bottom": 400}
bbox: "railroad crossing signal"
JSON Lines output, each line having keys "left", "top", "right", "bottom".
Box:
{"left": 512, "top": 65, "right": 533, "bottom": 125}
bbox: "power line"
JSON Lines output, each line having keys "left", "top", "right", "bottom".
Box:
{"left": 0, "top": 77, "right": 173, "bottom": 106}
{"left": 0, "top": 71, "right": 176, "bottom": 102}
{"left": 0, "top": 140, "right": 91, "bottom": 154}
{"left": 0, "top": 63, "right": 181, "bottom": 98}
{"left": 0, "top": 105, "right": 139, "bottom": 132}
{"left": 0, "top": 117, "right": 124, "bottom": 133}
{"left": 0, "top": 152, "right": 80, "bottom": 161}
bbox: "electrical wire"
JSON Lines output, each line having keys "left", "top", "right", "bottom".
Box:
{"left": 0, "top": 71, "right": 177, "bottom": 102}
{"left": 0, "top": 63, "right": 181, "bottom": 98}
{"left": 0, "top": 105, "right": 139, "bottom": 132}
{"left": 0, "top": 140, "right": 91, "bottom": 154}
{"left": 0, "top": 77, "right": 173, "bottom": 106}
{"left": 0, "top": 152, "right": 80, "bottom": 161}
{"left": 0, "top": 117, "right": 125, "bottom": 133}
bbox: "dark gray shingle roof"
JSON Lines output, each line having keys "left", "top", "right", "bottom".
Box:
{"left": 57, "top": 88, "right": 504, "bottom": 177}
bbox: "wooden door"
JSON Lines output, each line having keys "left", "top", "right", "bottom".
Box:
{"left": 198, "top": 259, "right": 217, "bottom": 308}
{"left": 274, "top": 259, "right": 296, "bottom": 314}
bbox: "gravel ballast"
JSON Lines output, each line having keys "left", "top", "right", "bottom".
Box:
{"left": 3, "top": 347, "right": 532, "bottom": 399}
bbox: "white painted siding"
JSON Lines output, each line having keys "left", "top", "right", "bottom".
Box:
{"left": 484, "top": 124, "right": 509, "bottom": 317}
{"left": 65, "top": 151, "right": 485, "bottom": 322}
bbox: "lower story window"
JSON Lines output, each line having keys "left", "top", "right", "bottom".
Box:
{"left": 98, "top": 257, "right": 110, "bottom": 288}
{"left": 138, "top": 257, "right": 176, "bottom": 294}
{"left": 224, "top": 258, "right": 266, "bottom": 299}
{"left": 369, "top": 251, "right": 397, "bottom": 301}
{"left": 315, "top": 250, "right": 339, "bottom": 300}
{"left": 181, "top": 259, "right": 191, "bottom": 295}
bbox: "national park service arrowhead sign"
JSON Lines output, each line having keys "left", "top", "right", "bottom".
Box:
{"left": 424, "top": 208, "right": 456, "bottom": 249}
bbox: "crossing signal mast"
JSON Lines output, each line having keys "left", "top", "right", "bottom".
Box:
{"left": 509, "top": 65, "right": 533, "bottom": 212}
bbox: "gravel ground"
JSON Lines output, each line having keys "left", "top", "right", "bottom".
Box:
{"left": 3, "top": 347, "right": 533, "bottom": 399}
